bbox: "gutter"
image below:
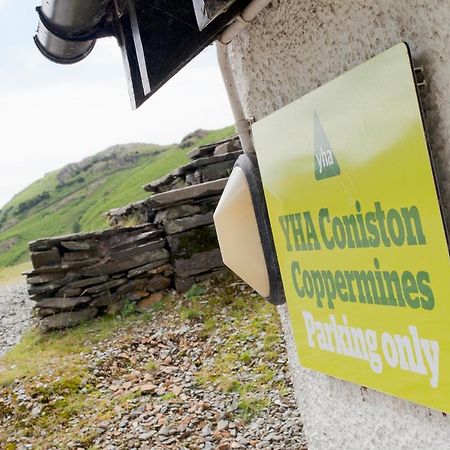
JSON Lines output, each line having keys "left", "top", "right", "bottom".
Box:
{"left": 34, "top": 0, "right": 113, "bottom": 64}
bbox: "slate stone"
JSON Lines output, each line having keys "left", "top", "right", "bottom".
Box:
{"left": 175, "top": 152, "right": 242, "bottom": 176}
{"left": 31, "top": 247, "right": 61, "bottom": 269}
{"left": 213, "top": 142, "right": 230, "bottom": 156}
{"left": 64, "top": 275, "right": 109, "bottom": 289}
{"left": 166, "top": 225, "right": 218, "bottom": 257}
{"left": 198, "top": 195, "right": 222, "bottom": 210}
{"left": 91, "top": 293, "right": 120, "bottom": 307}
{"left": 110, "top": 239, "right": 165, "bottom": 261}
{"left": 145, "top": 275, "right": 171, "bottom": 293}
{"left": 30, "top": 223, "right": 157, "bottom": 250}
{"left": 194, "top": 267, "right": 230, "bottom": 284}
{"left": 164, "top": 212, "right": 214, "bottom": 235}
{"left": 28, "top": 241, "right": 53, "bottom": 252}
{"left": 27, "top": 272, "right": 80, "bottom": 294}
{"left": 174, "top": 249, "right": 224, "bottom": 277}
{"left": 109, "top": 230, "right": 164, "bottom": 250}
{"left": 174, "top": 276, "right": 195, "bottom": 293}
{"left": 117, "top": 279, "right": 147, "bottom": 294}
{"left": 149, "top": 263, "right": 173, "bottom": 275}
{"left": 168, "top": 178, "right": 187, "bottom": 191}
{"left": 187, "top": 143, "right": 217, "bottom": 160}
{"left": 154, "top": 204, "right": 201, "bottom": 223}
{"left": 187, "top": 137, "right": 238, "bottom": 160}
{"left": 56, "top": 288, "right": 82, "bottom": 297}
{"left": 103, "top": 204, "right": 133, "bottom": 218}
{"left": 26, "top": 272, "right": 66, "bottom": 285}
{"left": 143, "top": 173, "right": 177, "bottom": 193}
{"left": 40, "top": 306, "right": 98, "bottom": 331}
{"left": 200, "top": 160, "right": 235, "bottom": 182}
{"left": 25, "top": 265, "right": 71, "bottom": 275}
{"left": 30, "top": 294, "right": 46, "bottom": 302}
{"left": 214, "top": 139, "right": 241, "bottom": 156}
{"left": 125, "top": 291, "right": 148, "bottom": 301}
{"left": 127, "top": 258, "right": 171, "bottom": 278}
{"left": 60, "top": 240, "right": 95, "bottom": 251}
{"left": 185, "top": 170, "right": 202, "bottom": 186}
{"left": 106, "top": 299, "right": 126, "bottom": 316}
{"left": 147, "top": 178, "right": 228, "bottom": 209}
{"left": 175, "top": 268, "right": 229, "bottom": 293}
{"left": 36, "top": 297, "right": 92, "bottom": 311}
{"left": 81, "top": 248, "right": 170, "bottom": 277}
{"left": 62, "top": 258, "right": 100, "bottom": 269}
{"left": 137, "top": 292, "right": 164, "bottom": 310}
{"left": 83, "top": 278, "right": 127, "bottom": 294}
{"left": 28, "top": 283, "right": 60, "bottom": 296}
{"left": 105, "top": 226, "right": 161, "bottom": 248}
{"left": 63, "top": 251, "right": 95, "bottom": 262}
{"left": 30, "top": 231, "right": 108, "bottom": 251}
{"left": 104, "top": 202, "right": 151, "bottom": 227}
{"left": 36, "top": 307, "right": 57, "bottom": 318}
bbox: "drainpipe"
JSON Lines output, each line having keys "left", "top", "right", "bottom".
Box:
{"left": 34, "top": 0, "right": 113, "bottom": 64}
{"left": 216, "top": 0, "right": 272, "bottom": 153}
{"left": 216, "top": 43, "right": 255, "bottom": 153}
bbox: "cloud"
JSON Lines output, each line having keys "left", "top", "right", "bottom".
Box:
{"left": 0, "top": 43, "right": 233, "bottom": 207}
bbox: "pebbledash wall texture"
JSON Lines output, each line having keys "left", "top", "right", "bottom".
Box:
{"left": 226, "top": 0, "right": 450, "bottom": 448}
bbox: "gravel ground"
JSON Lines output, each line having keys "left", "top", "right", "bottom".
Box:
{"left": 0, "top": 281, "right": 307, "bottom": 449}
{"left": 0, "top": 282, "right": 33, "bottom": 357}
{"left": 83, "top": 320, "right": 306, "bottom": 450}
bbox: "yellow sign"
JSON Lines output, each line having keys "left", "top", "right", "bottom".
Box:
{"left": 252, "top": 43, "right": 450, "bottom": 412}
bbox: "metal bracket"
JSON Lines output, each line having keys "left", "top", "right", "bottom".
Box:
{"left": 414, "top": 66, "right": 427, "bottom": 88}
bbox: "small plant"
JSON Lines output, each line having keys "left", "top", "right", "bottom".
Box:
{"left": 72, "top": 219, "right": 81, "bottom": 233}
{"left": 122, "top": 213, "right": 142, "bottom": 228}
{"left": 180, "top": 308, "right": 202, "bottom": 321}
{"left": 146, "top": 360, "right": 158, "bottom": 371}
{"left": 121, "top": 299, "right": 137, "bottom": 317}
{"left": 240, "top": 351, "right": 252, "bottom": 364}
{"left": 202, "top": 318, "right": 217, "bottom": 336}
{"left": 237, "top": 396, "right": 269, "bottom": 422}
{"left": 161, "top": 392, "right": 176, "bottom": 401}
{"left": 185, "top": 283, "right": 205, "bottom": 299}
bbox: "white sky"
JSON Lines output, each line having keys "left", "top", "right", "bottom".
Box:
{"left": 0, "top": 2, "right": 233, "bottom": 207}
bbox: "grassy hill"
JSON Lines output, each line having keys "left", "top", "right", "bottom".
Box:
{"left": 0, "top": 126, "right": 234, "bottom": 268}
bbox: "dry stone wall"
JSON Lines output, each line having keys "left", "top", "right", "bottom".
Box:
{"left": 25, "top": 137, "right": 242, "bottom": 330}
{"left": 105, "top": 136, "right": 241, "bottom": 227}
{"left": 26, "top": 224, "right": 171, "bottom": 331}
{"left": 149, "top": 178, "right": 228, "bottom": 292}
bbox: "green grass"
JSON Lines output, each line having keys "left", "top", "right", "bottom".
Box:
{"left": 0, "top": 315, "right": 125, "bottom": 386}
{"left": 0, "top": 126, "right": 235, "bottom": 267}
{"left": 0, "top": 262, "right": 30, "bottom": 286}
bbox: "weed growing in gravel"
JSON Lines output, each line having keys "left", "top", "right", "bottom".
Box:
{"left": 146, "top": 360, "right": 158, "bottom": 371}
{"left": 0, "top": 275, "right": 298, "bottom": 448}
{"left": 185, "top": 283, "right": 205, "bottom": 299}
{"left": 161, "top": 392, "right": 176, "bottom": 401}
{"left": 184, "top": 277, "right": 288, "bottom": 423}
{"left": 121, "top": 298, "right": 138, "bottom": 317}
{"left": 180, "top": 307, "right": 203, "bottom": 321}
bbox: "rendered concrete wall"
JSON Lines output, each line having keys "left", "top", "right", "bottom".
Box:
{"left": 226, "top": 1, "right": 450, "bottom": 448}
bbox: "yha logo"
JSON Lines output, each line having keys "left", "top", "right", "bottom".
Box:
{"left": 313, "top": 111, "right": 341, "bottom": 180}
